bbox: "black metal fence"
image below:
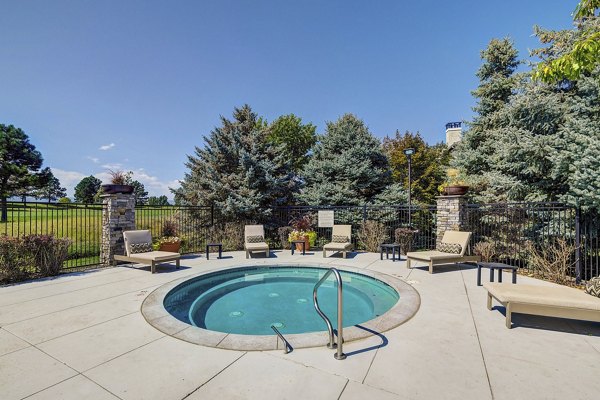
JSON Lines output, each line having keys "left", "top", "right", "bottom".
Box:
{"left": 3, "top": 200, "right": 598, "bottom": 282}
{"left": 1, "top": 201, "right": 102, "bottom": 269}
{"left": 136, "top": 204, "right": 438, "bottom": 254}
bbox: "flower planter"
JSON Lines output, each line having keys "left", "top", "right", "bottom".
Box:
{"left": 159, "top": 241, "right": 181, "bottom": 253}
{"left": 101, "top": 184, "right": 134, "bottom": 194}
{"left": 443, "top": 185, "right": 469, "bottom": 196}
{"left": 295, "top": 236, "right": 310, "bottom": 252}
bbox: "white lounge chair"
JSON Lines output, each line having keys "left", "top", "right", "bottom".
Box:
{"left": 323, "top": 225, "right": 354, "bottom": 258}
{"left": 114, "top": 230, "right": 180, "bottom": 274}
{"left": 406, "top": 230, "right": 480, "bottom": 274}
{"left": 244, "top": 225, "right": 270, "bottom": 259}
{"left": 484, "top": 282, "right": 600, "bottom": 329}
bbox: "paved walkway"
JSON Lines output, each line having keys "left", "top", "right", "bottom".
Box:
{"left": 1, "top": 251, "right": 599, "bottom": 400}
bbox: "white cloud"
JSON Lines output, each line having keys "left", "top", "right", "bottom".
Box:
{"left": 87, "top": 156, "right": 99, "bottom": 163}
{"left": 99, "top": 143, "right": 115, "bottom": 151}
{"left": 51, "top": 168, "right": 87, "bottom": 198}
{"left": 101, "top": 163, "right": 123, "bottom": 171}
{"left": 130, "top": 169, "right": 180, "bottom": 198}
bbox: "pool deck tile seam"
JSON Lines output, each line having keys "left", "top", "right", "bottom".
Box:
{"left": 460, "top": 264, "right": 495, "bottom": 400}
{"left": 180, "top": 351, "right": 248, "bottom": 400}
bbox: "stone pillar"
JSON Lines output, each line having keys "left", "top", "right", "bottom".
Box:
{"left": 101, "top": 193, "right": 136, "bottom": 266}
{"left": 436, "top": 195, "right": 467, "bottom": 247}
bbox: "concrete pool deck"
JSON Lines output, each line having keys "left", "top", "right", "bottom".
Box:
{"left": 1, "top": 250, "right": 599, "bottom": 399}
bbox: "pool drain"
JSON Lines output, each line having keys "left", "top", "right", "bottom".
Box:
{"left": 229, "top": 311, "right": 244, "bottom": 317}
{"left": 272, "top": 322, "right": 285, "bottom": 329}
{"left": 268, "top": 292, "right": 280, "bottom": 298}
{"left": 296, "top": 298, "right": 308, "bottom": 304}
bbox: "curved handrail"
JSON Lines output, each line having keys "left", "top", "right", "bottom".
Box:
{"left": 313, "top": 268, "right": 346, "bottom": 360}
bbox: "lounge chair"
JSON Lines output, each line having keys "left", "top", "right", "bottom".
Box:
{"left": 406, "top": 230, "right": 480, "bottom": 273}
{"left": 323, "top": 225, "right": 354, "bottom": 258}
{"left": 244, "top": 225, "right": 270, "bottom": 259}
{"left": 114, "top": 230, "right": 180, "bottom": 274}
{"left": 484, "top": 282, "right": 600, "bottom": 329}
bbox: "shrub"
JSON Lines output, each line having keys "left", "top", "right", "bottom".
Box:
{"left": 0, "top": 236, "right": 30, "bottom": 282}
{"left": 395, "top": 227, "right": 417, "bottom": 255}
{"left": 208, "top": 221, "right": 245, "bottom": 251}
{"left": 0, "top": 234, "right": 71, "bottom": 283}
{"left": 474, "top": 241, "right": 497, "bottom": 263}
{"left": 22, "top": 235, "right": 71, "bottom": 276}
{"left": 162, "top": 219, "right": 178, "bottom": 237}
{"left": 358, "top": 220, "right": 387, "bottom": 252}
{"left": 527, "top": 238, "right": 577, "bottom": 285}
{"left": 278, "top": 226, "right": 293, "bottom": 249}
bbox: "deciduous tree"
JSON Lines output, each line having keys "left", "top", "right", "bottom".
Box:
{"left": 74, "top": 176, "right": 102, "bottom": 204}
{"left": 266, "top": 114, "right": 317, "bottom": 173}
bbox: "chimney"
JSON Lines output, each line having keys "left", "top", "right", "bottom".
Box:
{"left": 445, "top": 122, "right": 462, "bottom": 147}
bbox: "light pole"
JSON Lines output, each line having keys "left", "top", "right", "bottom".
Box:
{"left": 403, "top": 148, "right": 416, "bottom": 227}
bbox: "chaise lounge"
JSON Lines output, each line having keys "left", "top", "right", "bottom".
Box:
{"left": 323, "top": 225, "right": 354, "bottom": 258}
{"left": 484, "top": 282, "right": 600, "bottom": 328}
{"left": 244, "top": 225, "right": 270, "bottom": 259}
{"left": 406, "top": 230, "right": 480, "bottom": 273}
{"left": 114, "top": 230, "right": 181, "bottom": 274}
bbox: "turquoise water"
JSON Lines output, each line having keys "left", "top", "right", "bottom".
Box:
{"left": 164, "top": 266, "right": 399, "bottom": 335}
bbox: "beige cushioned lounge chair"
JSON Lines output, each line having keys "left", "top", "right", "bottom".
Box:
{"left": 323, "top": 225, "right": 354, "bottom": 258}
{"left": 406, "top": 230, "right": 480, "bottom": 274}
{"left": 114, "top": 230, "right": 180, "bottom": 274}
{"left": 244, "top": 225, "right": 270, "bottom": 259}
{"left": 484, "top": 282, "right": 600, "bottom": 329}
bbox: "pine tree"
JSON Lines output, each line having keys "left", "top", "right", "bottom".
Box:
{"left": 297, "top": 114, "right": 391, "bottom": 205}
{"left": 452, "top": 38, "right": 520, "bottom": 180}
{"left": 33, "top": 172, "right": 67, "bottom": 203}
{"left": 178, "top": 105, "right": 298, "bottom": 220}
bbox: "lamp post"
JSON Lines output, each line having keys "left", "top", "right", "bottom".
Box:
{"left": 403, "top": 148, "right": 416, "bottom": 227}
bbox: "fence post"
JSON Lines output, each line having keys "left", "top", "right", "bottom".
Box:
{"left": 211, "top": 203, "right": 214, "bottom": 227}
{"left": 575, "top": 207, "right": 581, "bottom": 284}
{"left": 435, "top": 195, "right": 468, "bottom": 248}
{"left": 100, "top": 192, "right": 136, "bottom": 266}
{"left": 362, "top": 204, "right": 367, "bottom": 223}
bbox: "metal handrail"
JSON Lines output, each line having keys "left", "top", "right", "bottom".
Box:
{"left": 271, "top": 325, "right": 292, "bottom": 354}
{"left": 313, "top": 268, "right": 346, "bottom": 360}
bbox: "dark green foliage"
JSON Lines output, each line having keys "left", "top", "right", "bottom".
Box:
{"left": 297, "top": 114, "right": 391, "bottom": 205}
{"left": 33, "top": 173, "right": 66, "bottom": 203}
{"left": 267, "top": 114, "right": 317, "bottom": 173}
{"left": 74, "top": 176, "right": 102, "bottom": 204}
{"left": 148, "top": 195, "right": 170, "bottom": 206}
{"left": 383, "top": 131, "right": 450, "bottom": 204}
{"left": 177, "top": 105, "right": 298, "bottom": 220}
{"left": 0, "top": 124, "right": 47, "bottom": 221}
{"left": 129, "top": 180, "right": 148, "bottom": 205}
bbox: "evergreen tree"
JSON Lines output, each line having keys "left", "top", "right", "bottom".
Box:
{"left": 0, "top": 124, "right": 48, "bottom": 221}
{"left": 297, "top": 114, "right": 391, "bottom": 205}
{"left": 129, "top": 180, "right": 148, "bottom": 205}
{"left": 178, "top": 105, "right": 298, "bottom": 220}
{"left": 382, "top": 131, "right": 449, "bottom": 204}
{"left": 74, "top": 176, "right": 102, "bottom": 203}
{"left": 266, "top": 114, "right": 317, "bottom": 173}
{"left": 453, "top": 38, "right": 520, "bottom": 180}
{"left": 33, "top": 172, "right": 67, "bottom": 203}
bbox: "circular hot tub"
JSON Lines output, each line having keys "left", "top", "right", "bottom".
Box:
{"left": 142, "top": 264, "right": 420, "bottom": 350}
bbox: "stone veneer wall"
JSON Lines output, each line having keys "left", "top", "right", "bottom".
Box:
{"left": 436, "top": 195, "right": 467, "bottom": 247}
{"left": 100, "top": 193, "right": 136, "bottom": 266}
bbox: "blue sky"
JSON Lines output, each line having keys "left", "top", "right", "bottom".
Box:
{"left": 0, "top": 0, "right": 575, "bottom": 199}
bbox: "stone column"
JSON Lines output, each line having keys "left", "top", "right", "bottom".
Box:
{"left": 101, "top": 193, "right": 136, "bottom": 266}
{"left": 436, "top": 195, "right": 467, "bottom": 247}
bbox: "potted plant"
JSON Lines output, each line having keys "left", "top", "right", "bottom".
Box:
{"left": 439, "top": 168, "right": 469, "bottom": 196}
{"left": 158, "top": 219, "right": 181, "bottom": 253}
{"left": 102, "top": 170, "right": 134, "bottom": 194}
{"left": 287, "top": 215, "right": 317, "bottom": 251}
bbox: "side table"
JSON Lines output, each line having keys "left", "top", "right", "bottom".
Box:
{"left": 380, "top": 243, "right": 401, "bottom": 261}
{"left": 206, "top": 243, "right": 223, "bottom": 260}
{"left": 291, "top": 240, "right": 306, "bottom": 255}
{"left": 477, "top": 262, "right": 518, "bottom": 286}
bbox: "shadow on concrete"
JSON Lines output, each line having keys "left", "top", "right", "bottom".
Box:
{"left": 492, "top": 305, "right": 600, "bottom": 336}
{"left": 343, "top": 324, "right": 389, "bottom": 357}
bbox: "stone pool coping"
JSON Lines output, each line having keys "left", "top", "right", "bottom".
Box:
{"left": 141, "top": 262, "right": 421, "bottom": 351}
